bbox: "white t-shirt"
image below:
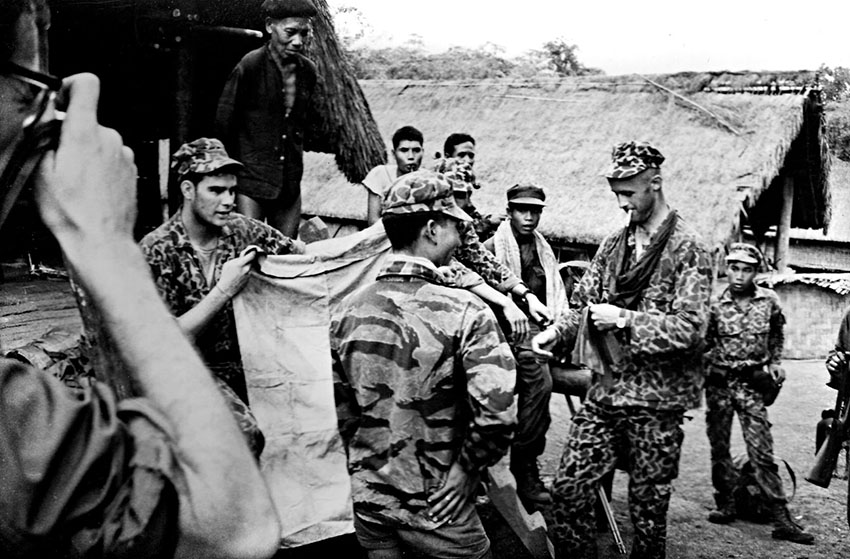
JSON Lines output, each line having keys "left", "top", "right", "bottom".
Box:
{"left": 361, "top": 164, "right": 399, "bottom": 197}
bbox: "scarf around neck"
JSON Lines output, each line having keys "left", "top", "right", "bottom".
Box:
{"left": 606, "top": 209, "right": 678, "bottom": 310}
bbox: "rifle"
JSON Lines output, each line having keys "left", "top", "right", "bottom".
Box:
{"left": 806, "top": 356, "right": 850, "bottom": 488}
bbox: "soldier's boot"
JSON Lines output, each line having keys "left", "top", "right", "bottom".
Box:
{"left": 512, "top": 459, "right": 552, "bottom": 509}
{"left": 770, "top": 503, "right": 815, "bottom": 545}
{"left": 707, "top": 492, "right": 736, "bottom": 524}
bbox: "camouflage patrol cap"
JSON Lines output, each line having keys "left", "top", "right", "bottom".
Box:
{"left": 435, "top": 157, "right": 478, "bottom": 192}
{"left": 171, "top": 138, "right": 243, "bottom": 178}
{"left": 382, "top": 169, "right": 472, "bottom": 221}
{"left": 605, "top": 141, "right": 665, "bottom": 180}
{"left": 261, "top": 0, "right": 317, "bottom": 18}
{"left": 725, "top": 242, "right": 762, "bottom": 266}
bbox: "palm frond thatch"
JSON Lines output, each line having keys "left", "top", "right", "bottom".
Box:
{"left": 302, "top": 72, "right": 830, "bottom": 250}
{"left": 303, "top": 0, "right": 386, "bottom": 181}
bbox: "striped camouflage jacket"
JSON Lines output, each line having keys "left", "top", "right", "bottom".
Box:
{"left": 330, "top": 255, "right": 517, "bottom": 529}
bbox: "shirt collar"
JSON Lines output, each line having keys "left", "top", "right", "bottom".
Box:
{"left": 166, "top": 209, "right": 235, "bottom": 251}
{"left": 377, "top": 254, "right": 444, "bottom": 284}
{"left": 719, "top": 283, "right": 769, "bottom": 302}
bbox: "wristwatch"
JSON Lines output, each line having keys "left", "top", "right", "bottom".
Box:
{"left": 615, "top": 309, "right": 629, "bottom": 329}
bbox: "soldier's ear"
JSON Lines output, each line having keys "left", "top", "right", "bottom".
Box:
{"left": 180, "top": 179, "right": 196, "bottom": 200}
{"left": 650, "top": 173, "right": 663, "bottom": 191}
{"left": 421, "top": 218, "right": 441, "bottom": 245}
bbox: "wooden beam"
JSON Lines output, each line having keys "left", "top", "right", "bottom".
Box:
{"left": 487, "top": 460, "right": 555, "bottom": 559}
{"left": 775, "top": 176, "right": 795, "bottom": 272}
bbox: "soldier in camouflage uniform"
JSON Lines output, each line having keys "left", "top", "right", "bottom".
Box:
{"left": 140, "top": 138, "right": 303, "bottom": 455}
{"left": 437, "top": 157, "right": 556, "bottom": 506}
{"left": 533, "top": 141, "right": 712, "bottom": 558}
{"left": 704, "top": 243, "right": 814, "bottom": 544}
{"left": 331, "top": 169, "right": 517, "bottom": 559}
{"left": 439, "top": 133, "right": 502, "bottom": 241}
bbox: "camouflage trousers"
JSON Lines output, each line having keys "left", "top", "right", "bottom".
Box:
{"left": 510, "top": 344, "right": 553, "bottom": 464}
{"left": 705, "top": 376, "right": 785, "bottom": 503}
{"left": 551, "top": 401, "right": 684, "bottom": 559}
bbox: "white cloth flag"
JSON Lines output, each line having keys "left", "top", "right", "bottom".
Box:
{"left": 232, "top": 222, "right": 390, "bottom": 547}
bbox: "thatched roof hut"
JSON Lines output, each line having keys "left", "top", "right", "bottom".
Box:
{"left": 302, "top": 72, "right": 830, "bottom": 253}
{"left": 47, "top": 0, "right": 385, "bottom": 230}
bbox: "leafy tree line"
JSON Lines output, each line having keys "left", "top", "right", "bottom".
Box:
{"left": 331, "top": 6, "right": 601, "bottom": 80}
{"left": 345, "top": 38, "right": 602, "bottom": 81}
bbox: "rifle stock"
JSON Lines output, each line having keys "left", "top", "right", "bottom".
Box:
{"left": 806, "top": 358, "right": 850, "bottom": 488}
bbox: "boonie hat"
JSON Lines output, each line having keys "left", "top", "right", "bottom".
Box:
{"left": 171, "top": 138, "right": 243, "bottom": 178}
{"left": 605, "top": 141, "right": 665, "bottom": 180}
{"left": 382, "top": 169, "right": 471, "bottom": 222}
{"left": 435, "top": 157, "right": 477, "bottom": 193}
{"left": 507, "top": 183, "right": 546, "bottom": 207}
{"left": 725, "top": 243, "right": 762, "bottom": 266}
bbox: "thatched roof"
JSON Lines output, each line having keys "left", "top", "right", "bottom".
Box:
{"left": 302, "top": 0, "right": 386, "bottom": 181}
{"left": 50, "top": 0, "right": 386, "bottom": 184}
{"left": 794, "top": 159, "right": 850, "bottom": 242}
{"left": 759, "top": 273, "right": 850, "bottom": 296}
{"left": 302, "top": 72, "right": 830, "bottom": 249}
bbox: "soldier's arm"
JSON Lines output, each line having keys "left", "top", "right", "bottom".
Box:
{"left": 454, "top": 224, "right": 521, "bottom": 293}
{"left": 703, "top": 302, "right": 718, "bottom": 356}
{"left": 170, "top": 250, "right": 259, "bottom": 340}
{"left": 330, "top": 336, "right": 360, "bottom": 448}
{"left": 456, "top": 303, "right": 518, "bottom": 474}
{"left": 628, "top": 240, "right": 712, "bottom": 356}
{"left": 38, "top": 74, "right": 279, "bottom": 559}
{"left": 549, "top": 238, "right": 611, "bottom": 344}
{"left": 768, "top": 295, "right": 786, "bottom": 364}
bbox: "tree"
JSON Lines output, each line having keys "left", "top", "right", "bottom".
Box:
{"left": 534, "top": 38, "right": 602, "bottom": 77}
{"left": 328, "top": 8, "right": 600, "bottom": 80}
{"left": 819, "top": 65, "right": 850, "bottom": 103}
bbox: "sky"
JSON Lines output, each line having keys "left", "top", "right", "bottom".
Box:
{"left": 327, "top": 0, "right": 850, "bottom": 75}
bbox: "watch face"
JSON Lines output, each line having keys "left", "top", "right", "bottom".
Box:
{"left": 616, "top": 317, "right": 626, "bottom": 328}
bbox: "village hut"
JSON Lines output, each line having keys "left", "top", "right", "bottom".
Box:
{"left": 17, "top": 0, "right": 387, "bottom": 396}
{"left": 302, "top": 71, "right": 830, "bottom": 270}
{"left": 40, "top": 0, "right": 385, "bottom": 237}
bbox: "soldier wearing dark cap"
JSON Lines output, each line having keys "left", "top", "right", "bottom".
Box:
{"left": 484, "top": 183, "right": 567, "bottom": 508}
{"left": 141, "top": 138, "right": 303, "bottom": 409}
{"left": 215, "top": 0, "right": 318, "bottom": 238}
{"left": 533, "top": 141, "right": 712, "bottom": 558}
{"left": 331, "top": 169, "right": 517, "bottom": 559}
{"left": 703, "top": 243, "right": 814, "bottom": 544}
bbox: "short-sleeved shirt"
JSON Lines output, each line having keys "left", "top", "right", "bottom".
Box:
{"left": 140, "top": 212, "right": 299, "bottom": 402}
{"left": 361, "top": 164, "right": 399, "bottom": 197}
{"left": 0, "top": 358, "right": 179, "bottom": 558}
{"left": 705, "top": 285, "right": 785, "bottom": 370}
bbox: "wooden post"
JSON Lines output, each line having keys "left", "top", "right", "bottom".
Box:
{"left": 775, "top": 176, "right": 794, "bottom": 273}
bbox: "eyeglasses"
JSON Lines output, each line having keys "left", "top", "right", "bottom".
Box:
{"left": 0, "top": 62, "right": 63, "bottom": 232}
{"left": 2, "top": 61, "right": 61, "bottom": 124}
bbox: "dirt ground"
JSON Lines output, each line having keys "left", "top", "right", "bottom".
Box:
{"left": 527, "top": 359, "right": 848, "bottom": 559}
{"left": 277, "top": 360, "right": 847, "bottom": 559}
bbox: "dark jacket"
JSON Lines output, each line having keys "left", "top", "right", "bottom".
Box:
{"left": 216, "top": 45, "right": 317, "bottom": 201}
